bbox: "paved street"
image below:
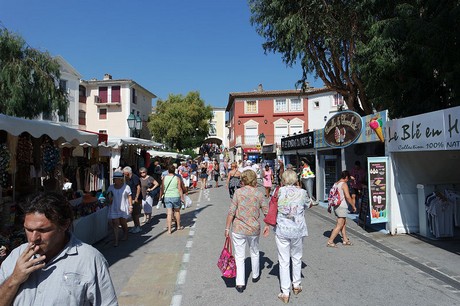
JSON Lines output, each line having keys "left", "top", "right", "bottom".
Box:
{"left": 95, "top": 184, "right": 460, "bottom": 306}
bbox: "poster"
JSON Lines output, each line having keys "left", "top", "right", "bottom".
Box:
{"left": 367, "top": 157, "right": 389, "bottom": 224}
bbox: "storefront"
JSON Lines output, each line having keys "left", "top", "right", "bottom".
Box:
{"left": 386, "top": 106, "right": 460, "bottom": 237}
{"left": 243, "top": 147, "right": 260, "bottom": 164}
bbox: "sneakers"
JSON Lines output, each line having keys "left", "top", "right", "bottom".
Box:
{"left": 129, "top": 226, "right": 142, "bottom": 234}
{"left": 156, "top": 203, "right": 161, "bottom": 210}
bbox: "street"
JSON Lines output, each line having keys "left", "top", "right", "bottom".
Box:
{"left": 95, "top": 184, "right": 460, "bottom": 306}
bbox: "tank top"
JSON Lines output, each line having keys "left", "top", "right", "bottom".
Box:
{"left": 164, "top": 175, "right": 180, "bottom": 198}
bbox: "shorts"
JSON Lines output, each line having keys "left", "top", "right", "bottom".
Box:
{"left": 200, "top": 173, "right": 208, "bottom": 179}
{"left": 132, "top": 201, "right": 142, "bottom": 216}
{"left": 164, "top": 197, "right": 181, "bottom": 209}
{"left": 334, "top": 206, "right": 348, "bottom": 218}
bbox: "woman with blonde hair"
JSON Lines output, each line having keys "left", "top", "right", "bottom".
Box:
{"left": 225, "top": 170, "right": 268, "bottom": 293}
{"left": 263, "top": 169, "right": 311, "bottom": 303}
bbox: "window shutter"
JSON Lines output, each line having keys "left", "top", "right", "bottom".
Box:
{"left": 99, "top": 87, "right": 108, "bottom": 103}
{"left": 112, "top": 86, "right": 120, "bottom": 102}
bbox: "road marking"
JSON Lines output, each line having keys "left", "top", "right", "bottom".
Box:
{"left": 170, "top": 188, "right": 206, "bottom": 306}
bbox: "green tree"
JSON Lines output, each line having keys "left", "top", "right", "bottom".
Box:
{"left": 249, "top": 0, "right": 373, "bottom": 115}
{"left": 0, "top": 28, "right": 68, "bottom": 118}
{"left": 148, "top": 91, "right": 213, "bottom": 151}
{"left": 357, "top": 0, "right": 460, "bottom": 118}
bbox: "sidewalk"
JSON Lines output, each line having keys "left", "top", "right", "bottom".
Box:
{"left": 316, "top": 200, "right": 460, "bottom": 288}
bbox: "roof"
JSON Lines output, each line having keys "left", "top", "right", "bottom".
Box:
{"left": 81, "top": 78, "right": 157, "bottom": 98}
{"left": 226, "top": 87, "right": 332, "bottom": 112}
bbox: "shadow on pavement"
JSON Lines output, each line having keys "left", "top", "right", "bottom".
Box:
{"left": 94, "top": 205, "right": 212, "bottom": 267}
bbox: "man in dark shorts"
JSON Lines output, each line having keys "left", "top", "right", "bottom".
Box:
{"left": 123, "top": 166, "right": 143, "bottom": 234}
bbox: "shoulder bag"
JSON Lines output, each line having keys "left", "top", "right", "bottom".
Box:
{"left": 217, "top": 236, "right": 236, "bottom": 278}
{"left": 263, "top": 186, "right": 280, "bottom": 226}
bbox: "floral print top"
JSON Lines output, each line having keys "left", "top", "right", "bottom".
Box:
{"left": 228, "top": 186, "right": 268, "bottom": 236}
{"left": 275, "top": 186, "right": 310, "bottom": 238}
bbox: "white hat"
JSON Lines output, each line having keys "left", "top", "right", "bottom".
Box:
{"left": 245, "top": 160, "right": 252, "bottom": 166}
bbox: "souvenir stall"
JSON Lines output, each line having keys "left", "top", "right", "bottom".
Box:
{"left": 0, "top": 114, "right": 102, "bottom": 263}
{"left": 107, "top": 137, "right": 163, "bottom": 176}
{"left": 386, "top": 106, "right": 460, "bottom": 237}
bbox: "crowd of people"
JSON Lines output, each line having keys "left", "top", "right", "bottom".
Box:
{"left": 0, "top": 150, "right": 362, "bottom": 304}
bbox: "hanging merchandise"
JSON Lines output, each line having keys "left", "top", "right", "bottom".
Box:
{"left": 17, "top": 134, "right": 33, "bottom": 164}
{"left": 0, "top": 144, "right": 10, "bottom": 188}
{"left": 41, "top": 137, "right": 60, "bottom": 175}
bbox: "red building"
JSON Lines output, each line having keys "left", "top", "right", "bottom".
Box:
{"left": 226, "top": 86, "right": 330, "bottom": 162}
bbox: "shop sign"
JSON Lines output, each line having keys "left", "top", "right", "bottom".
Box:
{"left": 387, "top": 106, "right": 460, "bottom": 152}
{"left": 243, "top": 147, "right": 260, "bottom": 153}
{"left": 324, "top": 111, "right": 363, "bottom": 148}
{"left": 262, "top": 144, "right": 276, "bottom": 154}
{"left": 355, "top": 110, "right": 388, "bottom": 144}
{"left": 281, "top": 132, "right": 314, "bottom": 150}
{"left": 367, "top": 157, "right": 389, "bottom": 224}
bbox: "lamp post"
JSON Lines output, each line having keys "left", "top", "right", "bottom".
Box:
{"left": 127, "top": 110, "right": 142, "bottom": 138}
{"left": 258, "top": 133, "right": 265, "bottom": 164}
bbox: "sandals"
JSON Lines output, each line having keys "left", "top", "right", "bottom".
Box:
{"left": 292, "top": 285, "right": 302, "bottom": 295}
{"left": 277, "top": 293, "right": 289, "bottom": 303}
{"left": 327, "top": 241, "right": 337, "bottom": 248}
{"left": 177, "top": 226, "right": 185, "bottom": 230}
{"left": 343, "top": 240, "right": 353, "bottom": 246}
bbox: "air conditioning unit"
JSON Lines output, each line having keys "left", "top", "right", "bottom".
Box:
{"left": 94, "top": 95, "right": 100, "bottom": 103}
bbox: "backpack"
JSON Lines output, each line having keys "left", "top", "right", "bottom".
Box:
{"left": 327, "top": 183, "right": 342, "bottom": 213}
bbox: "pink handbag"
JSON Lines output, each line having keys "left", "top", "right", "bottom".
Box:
{"left": 263, "top": 186, "right": 280, "bottom": 226}
{"left": 217, "top": 236, "right": 237, "bottom": 278}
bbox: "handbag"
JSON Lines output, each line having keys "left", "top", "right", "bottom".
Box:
{"left": 263, "top": 186, "right": 280, "bottom": 226}
{"left": 217, "top": 236, "right": 236, "bottom": 278}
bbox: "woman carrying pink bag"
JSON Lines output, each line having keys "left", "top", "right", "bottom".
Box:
{"left": 225, "top": 170, "right": 268, "bottom": 293}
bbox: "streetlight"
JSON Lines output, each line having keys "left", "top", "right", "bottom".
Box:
{"left": 259, "top": 133, "right": 265, "bottom": 164}
{"left": 135, "top": 111, "right": 142, "bottom": 137}
{"left": 127, "top": 110, "right": 142, "bottom": 137}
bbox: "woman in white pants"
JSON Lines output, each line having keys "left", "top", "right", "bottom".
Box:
{"left": 263, "top": 169, "right": 311, "bottom": 303}
{"left": 225, "top": 170, "right": 267, "bottom": 293}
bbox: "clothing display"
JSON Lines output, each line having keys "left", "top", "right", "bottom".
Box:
{"left": 425, "top": 189, "right": 460, "bottom": 238}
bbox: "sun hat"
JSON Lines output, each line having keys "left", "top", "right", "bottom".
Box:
{"left": 113, "top": 171, "right": 124, "bottom": 179}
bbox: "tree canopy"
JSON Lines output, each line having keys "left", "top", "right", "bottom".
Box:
{"left": 148, "top": 91, "right": 213, "bottom": 151}
{"left": 0, "top": 28, "right": 67, "bottom": 119}
{"left": 249, "top": 0, "right": 460, "bottom": 118}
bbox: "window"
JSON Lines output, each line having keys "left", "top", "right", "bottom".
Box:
{"left": 290, "top": 98, "right": 302, "bottom": 111}
{"left": 79, "top": 110, "right": 86, "bottom": 125}
{"left": 290, "top": 124, "right": 303, "bottom": 135}
{"left": 132, "top": 88, "right": 137, "bottom": 104}
{"left": 99, "top": 130, "right": 107, "bottom": 134}
{"left": 79, "top": 85, "right": 86, "bottom": 103}
{"left": 99, "top": 108, "right": 107, "bottom": 120}
{"left": 313, "top": 100, "right": 320, "bottom": 109}
{"left": 209, "top": 122, "right": 217, "bottom": 136}
{"left": 275, "top": 125, "right": 288, "bottom": 144}
{"left": 244, "top": 126, "right": 258, "bottom": 145}
{"left": 99, "top": 87, "right": 108, "bottom": 103}
{"left": 111, "top": 86, "right": 120, "bottom": 103}
{"left": 275, "top": 99, "right": 287, "bottom": 112}
{"left": 245, "top": 100, "right": 257, "bottom": 113}
{"left": 59, "top": 80, "right": 68, "bottom": 95}
{"left": 332, "top": 93, "right": 344, "bottom": 107}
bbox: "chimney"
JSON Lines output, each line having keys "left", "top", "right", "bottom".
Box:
{"left": 257, "top": 83, "right": 263, "bottom": 92}
{"left": 103, "top": 74, "right": 112, "bottom": 80}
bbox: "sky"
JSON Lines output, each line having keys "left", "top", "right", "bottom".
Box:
{"left": 0, "top": 0, "right": 323, "bottom": 108}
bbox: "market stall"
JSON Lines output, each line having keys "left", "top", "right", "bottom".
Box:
{"left": 386, "top": 106, "right": 460, "bottom": 237}
{"left": 0, "top": 114, "right": 101, "bottom": 264}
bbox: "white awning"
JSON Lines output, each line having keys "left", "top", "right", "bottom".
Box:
{"left": 147, "top": 150, "right": 190, "bottom": 160}
{"left": 0, "top": 114, "right": 98, "bottom": 146}
{"left": 107, "top": 137, "right": 163, "bottom": 149}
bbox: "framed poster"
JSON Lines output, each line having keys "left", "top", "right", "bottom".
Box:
{"left": 367, "top": 157, "right": 389, "bottom": 224}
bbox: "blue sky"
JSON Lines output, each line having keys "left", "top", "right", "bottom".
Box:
{"left": 1, "top": 0, "right": 323, "bottom": 108}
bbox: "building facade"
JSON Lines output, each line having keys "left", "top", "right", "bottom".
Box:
{"left": 79, "top": 74, "right": 156, "bottom": 139}
{"left": 226, "top": 86, "right": 342, "bottom": 162}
